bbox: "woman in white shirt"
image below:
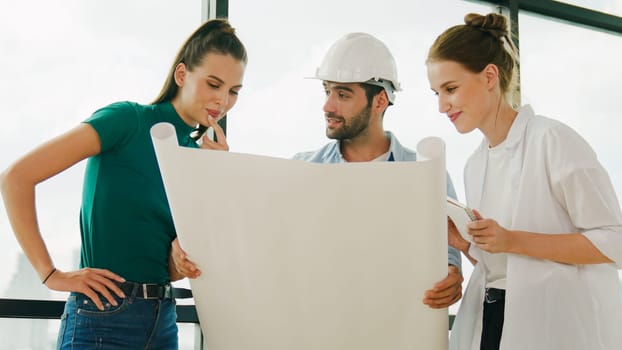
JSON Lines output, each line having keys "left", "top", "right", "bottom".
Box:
{"left": 426, "top": 12, "right": 622, "bottom": 350}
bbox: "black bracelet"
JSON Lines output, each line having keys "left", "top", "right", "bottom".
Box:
{"left": 42, "top": 267, "right": 57, "bottom": 284}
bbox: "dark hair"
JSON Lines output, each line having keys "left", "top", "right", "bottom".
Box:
{"left": 152, "top": 19, "right": 248, "bottom": 104}
{"left": 427, "top": 13, "right": 518, "bottom": 103}
{"left": 359, "top": 83, "right": 384, "bottom": 106}
{"left": 356, "top": 83, "right": 388, "bottom": 117}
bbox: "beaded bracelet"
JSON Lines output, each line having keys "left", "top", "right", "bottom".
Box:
{"left": 42, "top": 267, "right": 57, "bottom": 284}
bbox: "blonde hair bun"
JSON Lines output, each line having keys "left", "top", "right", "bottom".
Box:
{"left": 464, "top": 13, "right": 508, "bottom": 39}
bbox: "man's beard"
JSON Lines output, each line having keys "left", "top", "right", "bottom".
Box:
{"left": 325, "top": 104, "right": 372, "bottom": 140}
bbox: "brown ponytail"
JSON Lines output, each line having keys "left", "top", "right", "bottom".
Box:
{"left": 152, "top": 19, "right": 248, "bottom": 104}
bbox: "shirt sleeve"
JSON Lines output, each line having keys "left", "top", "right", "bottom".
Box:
{"left": 83, "top": 101, "right": 140, "bottom": 152}
{"left": 446, "top": 172, "right": 462, "bottom": 269}
{"left": 547, "top": 123, "right": 622, "bottom": 266}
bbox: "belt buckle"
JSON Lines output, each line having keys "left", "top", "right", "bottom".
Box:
{"left": 164, "top": 284, "right": 171, "bottom": 299}
{"left": 142, "top": 284, "right": 149, "bottom": 299}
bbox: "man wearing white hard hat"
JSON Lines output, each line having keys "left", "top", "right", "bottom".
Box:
{"left": 293, "top": 32, "right": 463, "bottom": 308}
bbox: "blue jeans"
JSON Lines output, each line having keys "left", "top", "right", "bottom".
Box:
{"left": 57, "top": 292, "right": 178, "bottom": 349}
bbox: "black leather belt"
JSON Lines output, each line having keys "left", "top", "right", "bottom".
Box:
{"left": 116, "top": 281, "right": 193, "bottom": 300}
{"left": 484, "top": 288, "right": 506, "bottom": 304}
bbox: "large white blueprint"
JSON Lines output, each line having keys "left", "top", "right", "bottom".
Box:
{"left": 151, "top": 122, "right": 449, "bottom": 350}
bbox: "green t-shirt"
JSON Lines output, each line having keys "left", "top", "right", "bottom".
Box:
{"left": 80, "top": 101, "right": 197, "bottom": 283}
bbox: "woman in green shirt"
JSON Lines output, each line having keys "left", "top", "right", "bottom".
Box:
{"left": 0, "top": 18, "right": 247, "bottom": 349}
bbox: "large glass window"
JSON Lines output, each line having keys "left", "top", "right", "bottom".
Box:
{"left": 0, "top": 0, "right": 201, "bottom": 348}
{"left": 2, "top": 0, "right": 621, "bottom": 347}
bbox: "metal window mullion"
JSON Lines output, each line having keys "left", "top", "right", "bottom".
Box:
{"left": 202, "top": 0, "right": 228, "bottom": 21}
{"left": 472, "top": 0, "right": 622, "bottom": 35}
{"left": 200, "top": 0, "right": 230, "bottom": 138}
{"left": 489, "top": 0, "right": 522, "bottom": 105}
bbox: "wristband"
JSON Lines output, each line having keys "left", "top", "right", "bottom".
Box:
{"left": 42, "top": 267, "right": 57, "bottom": 284}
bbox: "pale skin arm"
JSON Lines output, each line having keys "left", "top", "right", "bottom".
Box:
{"left": 168, "top": 116, "right": 226, "bottom": 280}
{"left": 0, "top": 123, "right": 126, "bottom": 310}
{"left": 468, "top": 209, "right": 611, "bottom": 265}
{"left": 439, "top": 209, "right": 610, "bottom": 309}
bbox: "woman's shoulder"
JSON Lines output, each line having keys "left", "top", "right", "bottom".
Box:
{"left": 95, "top": 101, "right": 153, "bottom": 115}
{"left": 88, "top": 101, "right": 162, "bottom": 127}
{"left": 85, "top": 101, "right": 159, "bottom": 150}
{"left": 523, "top": 107, "right": 598, "bottom": 170}
{"left": 521, "top": 107, "right": 584, "bottom": 145}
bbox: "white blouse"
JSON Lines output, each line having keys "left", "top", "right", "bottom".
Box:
{"left": 479, "top": 140, "right": 513, "bottom": 289}
{"left": 450, "top": 105, "right": 622, "bottom": 350}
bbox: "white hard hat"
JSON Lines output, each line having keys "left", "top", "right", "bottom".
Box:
{"left": 313, "top": 32, "right": 401, "bottom": 103}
